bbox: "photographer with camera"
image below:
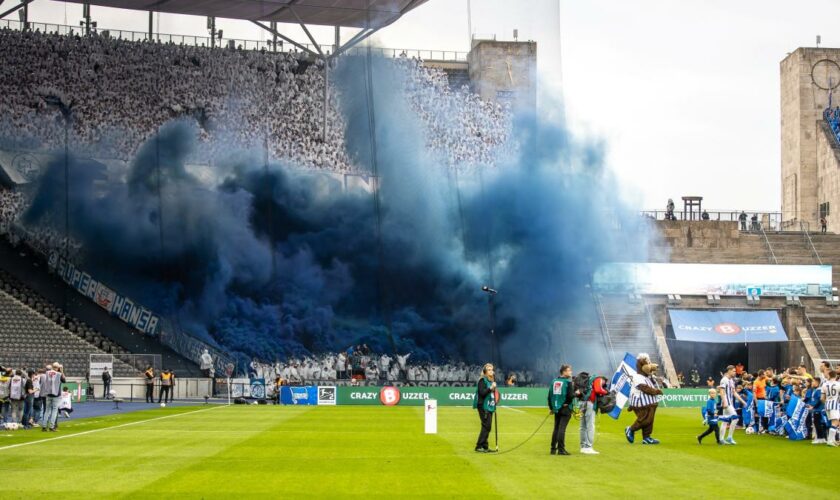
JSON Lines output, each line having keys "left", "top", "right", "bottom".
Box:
{"left": 575, "top": 372, "right": 609, "bottom": 455}
{"left": 42, "top": 362, "right": 65, "bottom": 432}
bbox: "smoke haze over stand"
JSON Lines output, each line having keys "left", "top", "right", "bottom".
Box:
{"left": 17, "top": 54, "right": 657, "bottom": 374}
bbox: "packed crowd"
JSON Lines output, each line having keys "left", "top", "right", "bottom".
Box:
{"left": 0, "top": 186, "right": 24, "bottom": 236}
{"left": 0, "top": 362, "right": 71, "bottom": 431}
{"left": 249, "top": 344, "right": 535, "bottom": 386}
{"left": 697, "top": 361, "right": 840, "bottom": 446}
{"left": 0, "top": 28, "right": 513, "bottom": 171}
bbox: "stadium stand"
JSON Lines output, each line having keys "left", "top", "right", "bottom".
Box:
{"left": 0, "top": 28, "right": 513, "bottom": 170}
{"left": 0, "top": 282, "right": 139, "bottom": 376}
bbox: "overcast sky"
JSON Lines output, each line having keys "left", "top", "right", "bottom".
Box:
{"left": 21, "top": 0, "right": 840, "bottom": 210}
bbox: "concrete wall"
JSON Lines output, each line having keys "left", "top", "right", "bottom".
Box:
{"left": 816, "top": 122, "right": 840, "bottom": 232}
{"left": 780, "top": 48, "right": 840, "bottom": 226}
{"left": 468, "top": 40, "right": 536, "bottom": 110}
{"left": 654, "top": 220, "right": 742, "bottom": 249}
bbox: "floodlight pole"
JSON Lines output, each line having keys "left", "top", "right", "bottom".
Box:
{"left": 482, "top": 287, "right": 501, "bottom": 369}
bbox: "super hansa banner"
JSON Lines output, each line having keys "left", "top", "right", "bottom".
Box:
{"left": 668, "top": 309, "right": 787, "bottom": 343}
{"left": 52, "top": 254, "right": 160, "bottom": 334}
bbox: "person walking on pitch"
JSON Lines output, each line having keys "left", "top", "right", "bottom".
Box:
{"left": 697, "top": 388, "right": 721, "bottom": 444}
{"left": 719, "top": 365, "right": 747, "bottom": 445}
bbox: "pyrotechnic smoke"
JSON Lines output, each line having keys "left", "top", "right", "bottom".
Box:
{"left": 20, "top": 54, "right": 654, "bottom": 373}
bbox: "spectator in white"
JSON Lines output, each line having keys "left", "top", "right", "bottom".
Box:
{"left": 396, "top": 353, "right": 410, "bottom": 381}
{"left": 8, "top": 369, "right": 26, "bottom": 425}
{"left": 364, "top": 363, "right": 378, "bottom": 381}
{"left": 199, "top": 349, "right": 214, "bottom": 378}
{"left": 337, "top": 351, "right": 347, "bottom": 379}
{"left": 42, "top": 362, "right": 66, "bottom": 432}
{"left": 59, "top": 386, "right": 74, "bottom": 418}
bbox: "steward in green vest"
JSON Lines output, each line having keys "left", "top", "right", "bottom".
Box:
{"left": 474, "top": 363, "right": 497, "bottom": 453}
{"left": 547, "top": 364, "right": 574, "bottom": 455}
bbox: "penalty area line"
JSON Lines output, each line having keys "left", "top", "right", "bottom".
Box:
{"left": 0, "top": 404, "right": 227, "bottom": 452}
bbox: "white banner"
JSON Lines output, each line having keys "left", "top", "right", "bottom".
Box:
{"left": 425, "top": 399, "right": 438, "bottom": 434}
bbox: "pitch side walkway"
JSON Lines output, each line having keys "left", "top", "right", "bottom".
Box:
{"left": 56, "top": 400, "right": 225, "bottom": 420}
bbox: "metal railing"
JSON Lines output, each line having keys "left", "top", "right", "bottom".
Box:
{"left": 593, "top": 294, "right": 618, "bottom": 369}
{"left": 641, "top": 210, "right": 785, "bottom": 231}
{"left": 759, "top": 225, "right": 778, "bottom": 264}
{"left": 0, "top": 18, "right": 468, "bottom": 61}
{"left": 803, "top": 311, "right": 830, "bottom": 362}
{"left": 802, "top": 221, "right": 823, "bottom": 264}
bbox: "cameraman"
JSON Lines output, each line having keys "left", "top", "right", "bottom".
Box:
{"left": 580, "top": 375, "right": 608, "bottom": 454}
{"left": 42, "top": 362, "right": 65, "bottom": 432}
{"left": 548, "top": 364, "right": 573, "bottom": 455}
{"left": 473, "top": 363, "right": 497, "bottom": 453}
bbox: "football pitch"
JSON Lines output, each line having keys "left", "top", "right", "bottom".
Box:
{"left": 0, "top": 404, "right": 836, "bottom": 499}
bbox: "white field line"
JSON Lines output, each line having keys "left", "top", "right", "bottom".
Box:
{"left": 499, "top": 406, "right": 527, "bottom": 413}
{"left": 0, "top": 404, "right": 227, "bottom": 451}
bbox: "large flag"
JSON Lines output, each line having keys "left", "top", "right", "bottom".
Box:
{"left": 742, "top": 392, "right": 754, "bottom": 427}
{"left": 608, "top": 353, "right": 638, "bottom": 420}
{"left": 757, "top": 399, "right": 776, "bottom": 431}
{"left": 783, "top": 396, "right": 810, "bottom": 441}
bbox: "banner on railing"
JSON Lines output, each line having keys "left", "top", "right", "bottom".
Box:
{"left": 49, "top": 254, "right": 160, "bottom": 335}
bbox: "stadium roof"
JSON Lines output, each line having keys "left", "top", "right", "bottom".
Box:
{"left": 60, "top": 0, "right": 428, "bottom": 29}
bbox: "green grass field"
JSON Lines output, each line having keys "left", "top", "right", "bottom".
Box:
{"left": 0, "top": 404, "right": 836, "bottom": 498}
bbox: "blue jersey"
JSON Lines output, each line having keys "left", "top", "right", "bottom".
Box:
{"left": 766, "top": 385, "right": 780, "bottom": 402}
{"left": 701, "top": 398, "right": 718, "bottom": 424}
{"left": 809, "top": 388, "right": 824, "bottom": 411}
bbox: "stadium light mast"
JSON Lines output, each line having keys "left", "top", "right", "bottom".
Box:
{"left": 80, "top": 2, "right": 96, "bottom": 36}
{"left": 481, "top": 286, "right": 501, "bottom": 369}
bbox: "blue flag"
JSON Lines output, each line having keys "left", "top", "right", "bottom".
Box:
{"left": 742, "top": 393, "right": 754, "bottom": 427}
{"left": 608, "top": 353, "right": 637, "bottom": 420}
{"left": 783, "top": 396, "right": 810, "bottom": 441}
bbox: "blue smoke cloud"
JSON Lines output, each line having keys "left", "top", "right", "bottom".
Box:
{"left": 20, "top": 55, "right": 653, "bottom": 373}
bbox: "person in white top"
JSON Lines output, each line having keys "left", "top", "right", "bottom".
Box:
{"left": 821, "top": 369, "right": 840, "bottom": 447}
{"left": 59, "top": 386, "right": 73, "bottom": 419}
{"left": 718, "top": 365, "right": 747, "bottom": 445}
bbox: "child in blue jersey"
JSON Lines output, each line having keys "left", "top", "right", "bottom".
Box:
{"left": 698, "top": 388, "right": 721, "bottom": 444}
{"left": 806, "top": 377, "right": 826, "bottom": 444}
{"left": 766, "top": 377, "right": 780, "bottom": 403}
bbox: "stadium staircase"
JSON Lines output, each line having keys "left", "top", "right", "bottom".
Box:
{"left": 596, "top": 294, "right": 660, "bottom": 366}
{"left": 0, "top": 238, "right": 202, "bottom": 376}
{"left": 802, "top": 303, "right": 840, "bottom": 361}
